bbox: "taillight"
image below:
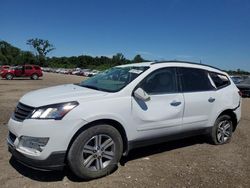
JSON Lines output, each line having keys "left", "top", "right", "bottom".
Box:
{"left": 238, "top": 90, "right": 243, "bottom": 97}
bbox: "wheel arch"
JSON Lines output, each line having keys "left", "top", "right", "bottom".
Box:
{"left": 31, "top": 73, "right": 39, "bottom": 78}
{"left": 5, "top": 73, "right": 14, "bottom": 79}
{"left": 66, "top": 118, "right": 129, "bottom": 162}
{"left": 216, "top": 109, "right": 238, "bottom": 131}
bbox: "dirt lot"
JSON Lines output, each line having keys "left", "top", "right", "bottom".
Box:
{"left": 0, "top": 73, "right": 249, "bottom": 188}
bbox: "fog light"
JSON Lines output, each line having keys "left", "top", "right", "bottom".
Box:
{"left": 18, "top": 136, "right": 49, "bottom": 154}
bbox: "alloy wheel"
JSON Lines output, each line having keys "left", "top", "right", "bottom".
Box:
{"left": 216, "top": 120, "right": 232, "bottom": 143}
{"left": 82, "top": 134, "right": 115, "bottom": 171}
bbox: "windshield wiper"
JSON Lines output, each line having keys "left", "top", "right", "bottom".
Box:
{"left": 77, "top": 84, "right": 112, "bottom": 92}
{"left": 81, "top": 85, "right": 101, "bottom": 91}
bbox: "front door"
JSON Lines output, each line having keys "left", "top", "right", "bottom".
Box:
{"left": 14, "top": 66, "right": 23, "bottom": 77}
{"left": 24, "top": 65, "right": 33, "bottom": 76}
{"left": 132, "top": 67, "right": 184, "bottom": 135}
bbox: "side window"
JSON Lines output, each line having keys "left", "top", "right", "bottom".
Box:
{"left": 34, "top": 66, "right": 40, "bottom": 70}
{"left": 179, "top": 68, "right": 214, "bottom": 92}
{"left": 139, "top": 68, "right": 177, "bottom": 95}
{"left": 25, "top": 66, "right": 32, "bottom": 70}
{"left": 209, "top": 72, "right": 230, "bottom": 88}
{"left": 15, "top": 66, "right": 22, "bottom": 70}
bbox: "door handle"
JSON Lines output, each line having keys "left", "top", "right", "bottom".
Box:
{"left": 208, "top": 97, "right": 216, "bottom": 103}
{"left": 170, "top": 101, "right": 181, "bottom": 106}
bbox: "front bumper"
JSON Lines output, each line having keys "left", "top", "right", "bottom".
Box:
{"left": 7, "top": 116, "right": 88, "bottom": 170}
{"left": 8, "top": 144, "right": 65, "bottom": 170}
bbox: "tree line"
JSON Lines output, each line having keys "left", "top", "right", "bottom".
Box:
{"left": 0, "top": 39, "right": 145, "bottom": 70}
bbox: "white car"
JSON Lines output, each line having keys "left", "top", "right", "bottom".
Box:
{"left": 7, "top": 61, "right": 241, "bottom": 180}
{"left": 71, "top": 70, "right": 81, "bottom": 75}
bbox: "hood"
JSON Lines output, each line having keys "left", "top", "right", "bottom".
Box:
{"left": 20, "top": 84, "right": 108, "bottom": 107}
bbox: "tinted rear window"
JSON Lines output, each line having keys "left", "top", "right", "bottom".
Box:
{"left": 179, "top": 68, "right": 214, "bottom": 92}
{"left": 34, "top": 66, "right": 41, "bottom": 70}
{"left": 209, "top": 72, "right": 230, "bottom": 88}
{"left": 25, "top": 66, "right": 32, "bottom": 70}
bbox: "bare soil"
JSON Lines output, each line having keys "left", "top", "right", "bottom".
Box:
{"left": 0, "top": 73, "right": 249, "bottom": 188}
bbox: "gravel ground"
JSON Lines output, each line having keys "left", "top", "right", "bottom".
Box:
{"left": 0, "top": 73, "right": 249, "bottom": 188}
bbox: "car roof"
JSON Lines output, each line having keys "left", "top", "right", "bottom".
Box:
{"left": 117, "top": 62, "right": 152, "bottom": 68}
{"left": 117, "top": 61, "right": 224, "bottom": 74}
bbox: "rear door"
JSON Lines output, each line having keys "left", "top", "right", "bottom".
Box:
{"left": 14, "top": 66, "right": 23, "bottom": 77}
{"left": 132, "top": 67, "right": 184, "bottom": 135}
{"left": 24, "top": 65, "right": 33, "bottom": 76}
{"left": 34, "top": 66, "right": 42, "bottom": 76}
{"left": 178, "top": 67, "right": 217, "bottom": 130}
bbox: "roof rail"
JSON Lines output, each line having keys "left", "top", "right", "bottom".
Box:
{"left": 151, "top": 60, "right": 223, "bottom": 72}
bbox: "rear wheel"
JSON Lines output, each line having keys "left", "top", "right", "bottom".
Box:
{"left": 6, "top": 73, "right": 13, "bottom": 80}
{"left": 210, "top": 115, "right": 233, "bottom": 145}
{"left": 31, "top": 74, "right": 39, "bottom": 80}
{"left": 67, "top": 124, "right": 123, "bottom": 180}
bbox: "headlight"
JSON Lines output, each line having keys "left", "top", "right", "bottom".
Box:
{"left": 29, "top": 101, "right": 79, "bottom": 120}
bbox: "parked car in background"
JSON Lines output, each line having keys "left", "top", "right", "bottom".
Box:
{"left": 0, "top": 65, "right": 10, "bottom": 71}
{"left": 236, "top": 77, "right": 250, "bottom": 97}
{"left": 82, "top": 69, "right": 92, "bottom": 77}
{"left": 7, "top": 61, "right": 241, "bottom": 180}
{"left": 71, "top": 70, "right": 81, "bottom": 75}
{"left": 41, "top": 67, "right": 100, "bottom": 77}
{"left": 0, "top": 65, "right": 43, "bottom": 80}
{"left": 230, "top": 76, "right": 244, "bottom": 84}
{"left": 88, "top": 70, "right": 100, "bottom": 77}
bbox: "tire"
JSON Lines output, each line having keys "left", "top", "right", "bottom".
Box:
{"left": 31, "top": 74, "right": 38, "bottom": 80}
{"left": 6, "top": 73, "right": 13, "bottom": 80}
{"left": 67, "top": 124, "right": 123, "bottom": 180}
{"left": 210, "top": 115, "right": 233, "bottom": 145}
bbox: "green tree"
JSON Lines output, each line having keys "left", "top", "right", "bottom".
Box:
{"left": 20, "top": 51, "right": 36, "bottom": 65}
{"left": 0, "top": 54, "right": 7, "bottom": 64}
{"left": 112, "top": 53, "right": 126, "bottom": 65}
{"left": 0, "top": 40, "right": 21, "bottom": 65}
{"left": 133, "top": 54, "right": 144, "bottom": 63}
{"left": 27, "top": 38, "right": 55, "bottom": 66}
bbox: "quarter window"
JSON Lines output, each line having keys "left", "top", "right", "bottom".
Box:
{"left": 179, "top": 68, "right": 214, "bottom": 92}
{"left": 34, "top": 66, "right": 41, "bottom": 70}
{"left": 209, "top": 72, "right": 230, "bottom": 88}
{"left": 139, "top": 68, "right": 177, "bottom": 94}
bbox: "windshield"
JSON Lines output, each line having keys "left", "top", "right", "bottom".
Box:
{"left": 78, "top": 66, "right": 149, "bottom": 92}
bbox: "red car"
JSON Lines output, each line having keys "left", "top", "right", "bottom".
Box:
{"left": 0, "top": 65, "right": 43, "bottom": 80}
{"left": 0, "top": 65, "right": 10, "bottom": 71}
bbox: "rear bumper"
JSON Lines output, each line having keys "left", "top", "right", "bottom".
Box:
{"left": 8, "top": 144, "right": 66, "bottom": 170}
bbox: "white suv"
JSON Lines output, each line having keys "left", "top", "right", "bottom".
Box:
{"left": 7, "top": 61, "right": 241, "bottom": 180}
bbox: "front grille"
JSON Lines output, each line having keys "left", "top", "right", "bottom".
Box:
{"left": 13, "top": 102, "right": 35, "bottom": 122}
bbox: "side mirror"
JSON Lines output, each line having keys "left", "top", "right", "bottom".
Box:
{"left": 133, "top": 88, "right": 150, "bottom": 101}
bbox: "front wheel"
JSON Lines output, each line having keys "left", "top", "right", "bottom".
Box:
{"left": 67, "top": 124, "right": 123, "bottom": 180}
{"left": 6, "top": 73, "right": 13, "bottom": 80}
{"left": 210, "top": 115, "right": 233, "bottom": 145}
